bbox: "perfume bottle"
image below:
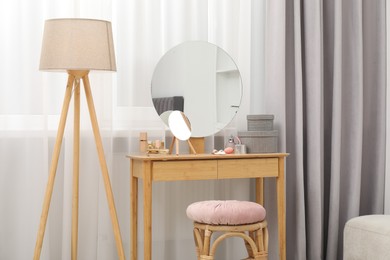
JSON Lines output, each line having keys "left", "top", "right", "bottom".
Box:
{"left": 224, "top": 135, "right": 235, "bottom": 154}
{"left": 226, "top": 135, "right": 235, "bottom": 148}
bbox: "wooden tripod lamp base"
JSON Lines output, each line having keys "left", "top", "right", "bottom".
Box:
{"left": 33, "top": 71, "right": 125, "bottom": 260}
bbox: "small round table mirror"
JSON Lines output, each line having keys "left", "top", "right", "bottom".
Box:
{"left": 168, "top": 111, "right": 196, "bottom": 155}
{"left": 168, "top": 111, "right": 192, "bottom": 141}
{"left": 151, "top": 41, "right": 243, "bottom": 138}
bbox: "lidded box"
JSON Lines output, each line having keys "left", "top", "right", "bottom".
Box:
{"left": 238, "top": 130, "right": 278, "bottom": 153}
{"left": 247, "top": 115, "right": 274, "bottom": 131}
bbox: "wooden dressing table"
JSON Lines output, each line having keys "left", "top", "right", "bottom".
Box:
{"left": 127, "top": 152, "right": 288, "bottom": 260}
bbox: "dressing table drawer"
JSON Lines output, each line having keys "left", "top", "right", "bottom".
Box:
{"left": 218, "top": 158, "right": 278, "bottom": 179}
{"left": 153, "top": 160, "right": 218, "bottom": 181}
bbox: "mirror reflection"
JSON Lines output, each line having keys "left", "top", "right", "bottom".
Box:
{"left": 151, "top": 41, "right": 242, "bottom": 137}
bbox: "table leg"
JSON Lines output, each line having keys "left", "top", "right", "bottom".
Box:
{"left": 130, "top": 159, "right": 138, "bottom": 260}
{"left": 255, "top": 178, "right": 264, "bottom": 206}
{"left": 143, "top": 161, "right": 152, "bottom": 260}
{"left": 276, "top": 158, "right": 286, "bottom": 260}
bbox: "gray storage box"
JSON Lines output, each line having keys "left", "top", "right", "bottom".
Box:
{"left": 238, "top": 130, "right": 278, "bottom": 153}
{"left": 247, "top": 115, "right": 274, "bottom": 131}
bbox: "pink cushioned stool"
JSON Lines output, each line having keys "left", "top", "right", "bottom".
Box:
{"left": 186, "top": 200, "right": 268, "bottom": 260}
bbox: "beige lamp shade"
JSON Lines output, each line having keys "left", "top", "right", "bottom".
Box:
{"left": 40, "top": 18, "right": 116, "bottom": 71}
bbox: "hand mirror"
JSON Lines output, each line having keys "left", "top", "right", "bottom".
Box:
{"left": 168, "top": 111, "right": 196, "bottom": 155}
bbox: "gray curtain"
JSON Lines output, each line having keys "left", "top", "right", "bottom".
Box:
{"left": 285, "top": 0, "right": 386, "bottom": 259}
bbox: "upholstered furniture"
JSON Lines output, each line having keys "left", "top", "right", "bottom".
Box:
{"left": 187, "top": 200, "right": 268, "bottom": 260}
{"left": 152, "top": 96, "right": 184, "bottom": 115}
{"left": 344, "top": 215, "right": 390, "bottom": 260}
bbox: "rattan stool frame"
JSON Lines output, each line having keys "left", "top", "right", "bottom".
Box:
{"left": 192, "top": 221, "right": 268, "bottom": 260}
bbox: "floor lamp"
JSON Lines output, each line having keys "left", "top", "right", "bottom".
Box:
{"left": 34, "top": 19, "right": 125, "bottom": 260}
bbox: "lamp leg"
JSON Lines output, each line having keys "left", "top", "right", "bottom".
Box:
{"left": 82, "top": 75, "right": 125, "bottom": 260}
{"left": 71, "top": 79, "right": 81, "bottom": 260}
{"left": 34, "top": 75, "right": 75, "bottom": 260}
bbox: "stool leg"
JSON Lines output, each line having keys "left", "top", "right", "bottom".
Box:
{"left": 193, "top": 227, "right": 203, "bottom": 260}
{"left": 256, "top": 229, "right": 264, "bottom": 252}
{"left": 256, "top": 226, "right": 269, "bottom": 260}
{"left": 202, "top": 229, "right": 212, "bottom": 258}
{"left": 244, "top": 231, "right": 255, "bottom": 258}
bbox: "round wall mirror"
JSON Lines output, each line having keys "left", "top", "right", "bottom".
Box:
{"left": 151, "top": 41, "right": 242, "bottom": 137}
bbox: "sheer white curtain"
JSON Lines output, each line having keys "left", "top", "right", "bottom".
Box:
{"left": 0, "top": 1, "right": 269, "bottom": 259}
